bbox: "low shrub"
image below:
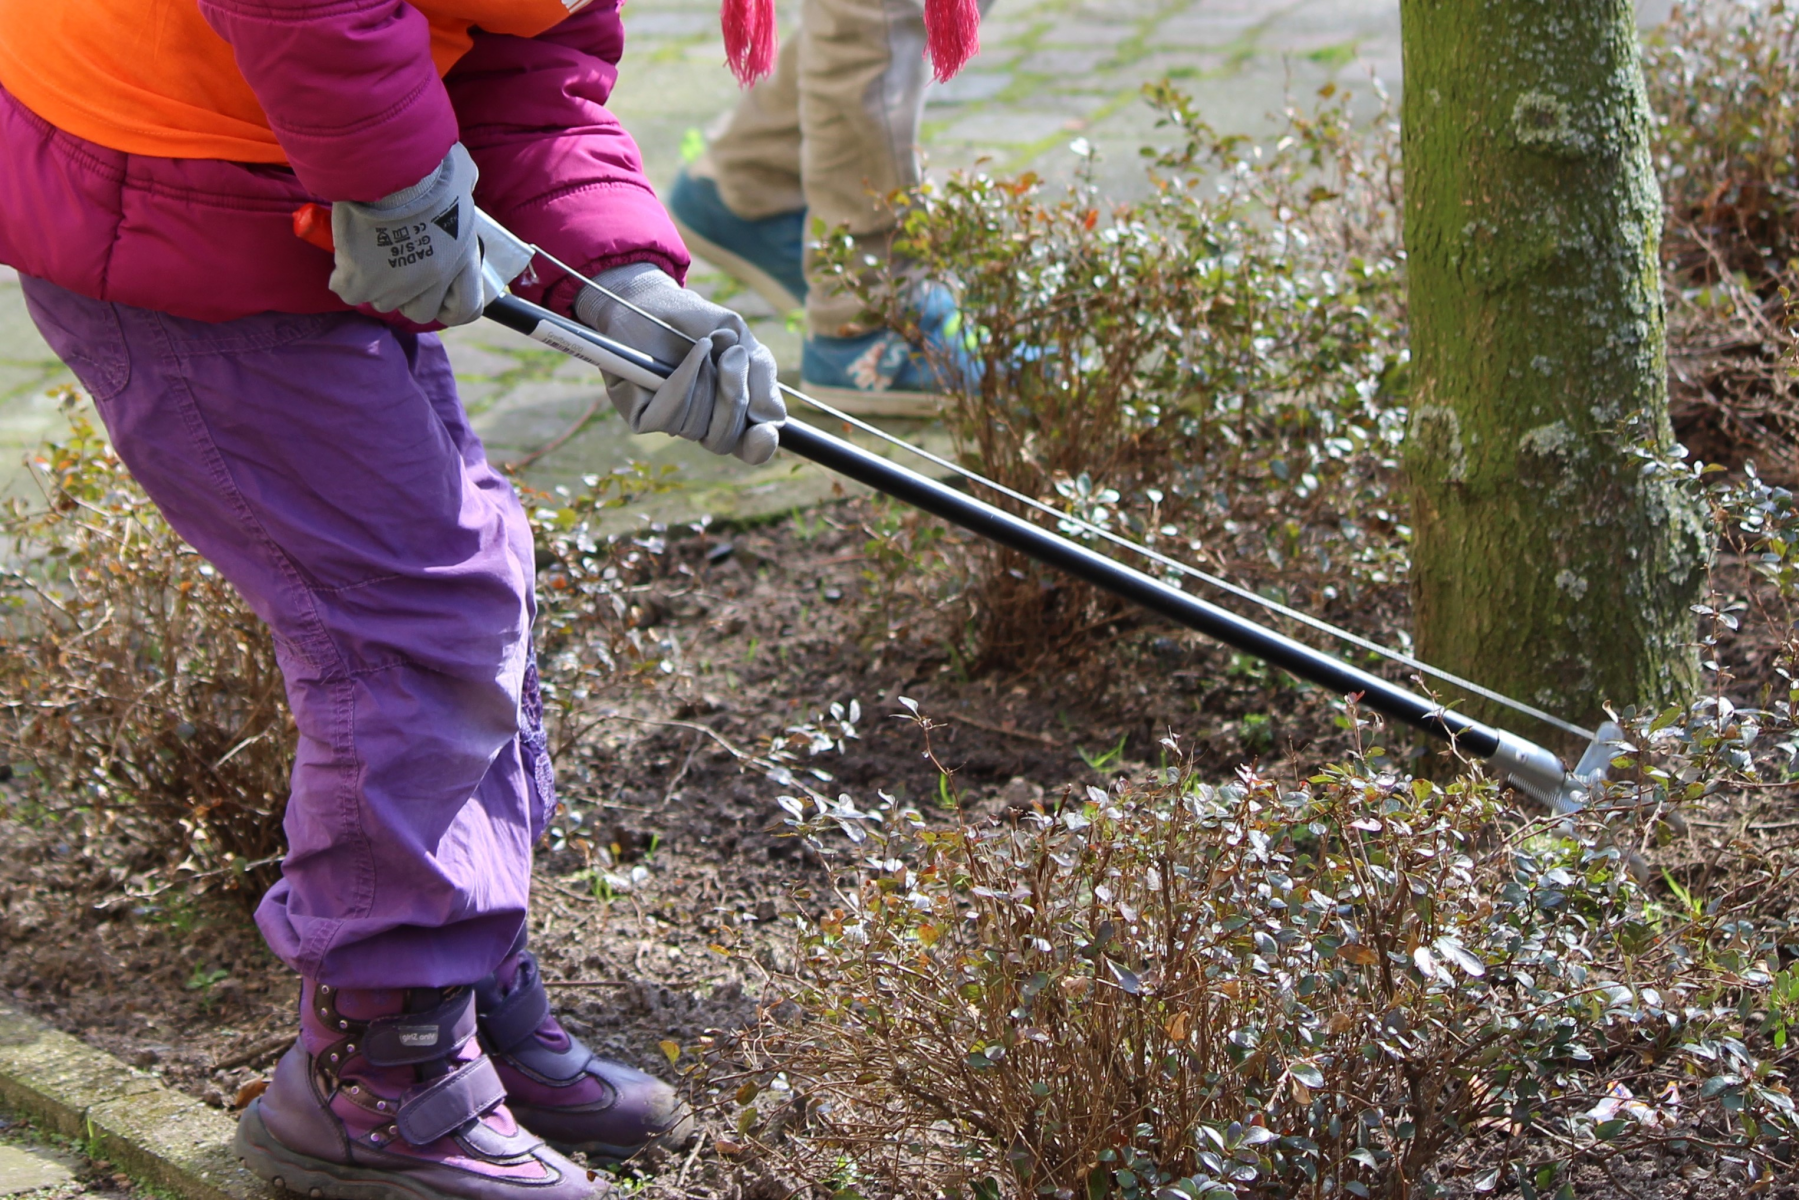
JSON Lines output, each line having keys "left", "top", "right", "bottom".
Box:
{"left": 1649, "top": 1, "right": 1799, "bottom": 264}
{"left": 0, "top": 398, "right": 292, "bottom": 897}
{"left": 818, "top": 83, "right": 1409, "bottom": 667}
{"left": 1645, "top": 0, "right": 1799, "bottom": 479}
{"left": 522, "top": 463, "right": 688, "bottom": 761}
{"left": 738, "top": 714, "right": 1795, "bottom": 1199}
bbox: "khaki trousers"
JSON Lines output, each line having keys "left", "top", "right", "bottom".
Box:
{"left": 693, "top": 0, "right": 986, "bottom": 337}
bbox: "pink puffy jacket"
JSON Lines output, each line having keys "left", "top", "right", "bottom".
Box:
{"left": 0, "top": 0, "right": 687, "bottom": 323}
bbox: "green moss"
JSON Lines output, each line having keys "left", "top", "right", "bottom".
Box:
{"left": 1400, "top": 0, "right": 1705, "bottom": 736}
{"left": 1304, "top": 41, "right": 1360, "bottom": 69}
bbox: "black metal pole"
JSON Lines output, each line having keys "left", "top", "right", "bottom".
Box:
{"left": 483, "top": 293, "right": 1503, "bottom": 758}
{"left": 776, "top": 419, "right": 1501, "bottom": 758}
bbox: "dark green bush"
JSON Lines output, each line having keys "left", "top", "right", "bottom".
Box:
{"left": 1645, "top": 0, "right": 1799, "bottom": 478}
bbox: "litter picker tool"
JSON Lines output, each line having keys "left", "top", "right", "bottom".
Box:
{"left": 294, "top": 204, "right": 1624, "bottom": 813}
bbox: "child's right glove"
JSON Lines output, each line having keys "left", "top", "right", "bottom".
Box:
{"left": 574, "top": 265, "right": 786, "bottom": 465}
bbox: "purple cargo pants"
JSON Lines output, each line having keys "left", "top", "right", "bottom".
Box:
{"left": 20, "top": 276, "right": 553, "bottom": 990}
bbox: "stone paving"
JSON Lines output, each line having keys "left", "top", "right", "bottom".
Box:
{"left": 0, "top": 1141, "right": 74, "bottom": 1198}
{"left": 0, "top": 1107, "right": 131, "bottom": 1200}
{"left": 0, "top": 0, "right": 1673, "bottom": 523}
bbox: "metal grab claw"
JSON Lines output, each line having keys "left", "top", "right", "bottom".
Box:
{"left": 1491, "top": 721, "right": 1627, "bottom": 814}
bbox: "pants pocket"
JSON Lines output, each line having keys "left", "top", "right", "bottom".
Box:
{"left": 18, "top": 277, "right": 131, "bottom": 401}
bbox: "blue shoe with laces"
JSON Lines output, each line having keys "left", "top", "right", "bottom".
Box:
{"left": 666, "top": 169, "right": 807, "bottom": 313}
{"left": 800, "top": 286, "right": 978, "bottom": 418}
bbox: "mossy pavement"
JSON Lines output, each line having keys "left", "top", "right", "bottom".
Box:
{"left": 0, "top": 999, "right": 269, "bottom": 1200}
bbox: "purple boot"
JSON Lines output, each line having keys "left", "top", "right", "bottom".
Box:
{"left": 475, "top": 950, "right": 695, "bottom": 1161}
{"left": 235, "top": 982, "right": 609, "bottom": 1200}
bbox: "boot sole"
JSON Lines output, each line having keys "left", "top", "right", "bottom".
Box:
{"left": 792, "top": 380, "right": 945, "bottom": 420}
{"left": 524, "top": 1104, "right": 697, "bottom": 1165}
{"left": 236, "top": 1103, "right": 548, "bottom": 1200}
{"left": 543, "top": 1124, "right": 694, "bottom": 1165}
{"left": 544, "top": 1139, "right": 641, "bottom": 1165}
{"left": 670, "top": 215, "right": 805, "bottom": 315}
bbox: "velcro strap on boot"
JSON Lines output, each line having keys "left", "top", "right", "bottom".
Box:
{"left": 476, "top": 952, "right": 552, "bottom": 1054}
{"left": 363, "top": 989, "right": 479, "bottom": 1067}
{"left": 395, "top": 1055, "right": 508, "bottom": 1146}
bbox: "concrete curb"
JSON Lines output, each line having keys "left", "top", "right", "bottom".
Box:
{"left": 0, "top": 997, "right": 276, "bottom": 1200}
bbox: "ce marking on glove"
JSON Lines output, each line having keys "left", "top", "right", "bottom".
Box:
{"left": 375, "top": 221, "right": 437, "bottom": 267}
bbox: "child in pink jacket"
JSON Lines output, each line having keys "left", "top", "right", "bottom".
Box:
{"left": 0, "top": 2, "right": 786, "bottom": 1197}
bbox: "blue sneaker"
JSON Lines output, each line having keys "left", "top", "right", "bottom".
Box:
{"left": 666, "top": 169, "right": 807, "bottom": 312}
{"left": 800, "top": 286, "right": 979, "bottom": 418}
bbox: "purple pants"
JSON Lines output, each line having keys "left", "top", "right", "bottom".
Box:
{"left": 21, "top": 277, "right": 552, "bottom": 990}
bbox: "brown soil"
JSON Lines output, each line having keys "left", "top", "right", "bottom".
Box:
{"left": 0, "top": 498, "right": 1794, "bottom": 1199}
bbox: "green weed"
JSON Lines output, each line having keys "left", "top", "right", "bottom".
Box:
{"left": 1077, "top": 732, "right": 1127, "bottom": 771}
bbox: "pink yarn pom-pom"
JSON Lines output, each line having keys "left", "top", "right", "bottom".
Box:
{"left": 718, "top": 0, "right": 976, "bottom": 86}
{"left": 924, "top": 0, "right": 980, "bottom": 81}
{"left": 721, "top": 0, "right": 777, "bottom": 85}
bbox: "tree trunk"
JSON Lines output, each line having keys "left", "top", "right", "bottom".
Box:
{"left": 1400, "top": 0, "right": 1707, "bottom": 741}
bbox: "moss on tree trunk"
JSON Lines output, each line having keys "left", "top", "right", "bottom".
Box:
{"left": 1400, "top": 0, "right": 1707, "bottom": 740}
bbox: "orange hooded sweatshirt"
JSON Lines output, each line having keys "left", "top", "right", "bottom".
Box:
{"left": 0, "top": 0, "right": 579, "bottom": 165}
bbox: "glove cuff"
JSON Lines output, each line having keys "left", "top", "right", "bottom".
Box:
{"left": 352, "top": 144, "right": 475, "bottom": 218}
{"left": 571, "top": 283, "right": 611, "bottom": 330}
{"left": 573, "top": 263, "right": 678, "bottom": 329}
{"left": 365, "top": 160, "right": 445, "bottom": 212}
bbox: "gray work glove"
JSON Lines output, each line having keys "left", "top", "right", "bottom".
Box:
{"left": 328, "top": 144, "right": 484, "bottom": 326}
{"left": 573, "top": 264, "right": 785, "bottom": 465}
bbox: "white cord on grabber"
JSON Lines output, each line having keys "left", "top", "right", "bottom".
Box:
{"left": 529, "top": 243, "right": 1595, "bottom": 742}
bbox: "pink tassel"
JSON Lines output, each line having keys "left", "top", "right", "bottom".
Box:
{"left": 721, "top": 0, "right": 777, "bottom": 85}
{"left": 924, "top": 0, "right": 980, "bottom": 82}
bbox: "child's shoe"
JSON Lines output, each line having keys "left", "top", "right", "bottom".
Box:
{"left": 666, "top": 169, "right": 807, "bottom": 313}
{"left": 475, "top": 950, "right": 694, "bottom": 1162}
{"left": 798, "top": 286, "right": 978, "bottom": 418}
{"left": 236, "top": 982, "right": 607, "bottom": 1200}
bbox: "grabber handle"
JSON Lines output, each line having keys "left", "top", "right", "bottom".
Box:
{"left": 293, "top": 203, "right": 334, "bottom": 252}
{"left": 293, "top": 203, "right": 536, "bottom": 308}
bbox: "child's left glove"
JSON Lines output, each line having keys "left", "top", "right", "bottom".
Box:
{"left": 574, "top": 265, "right": 786, "bottom": 465}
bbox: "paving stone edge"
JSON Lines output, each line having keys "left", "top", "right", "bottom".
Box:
{"left": 0, "top": 997, "right": 276, "bottom": 1200}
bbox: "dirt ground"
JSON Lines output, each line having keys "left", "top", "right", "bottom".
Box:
{"left": 0, "top": 499, "right": 1794, "bottom": 1199}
